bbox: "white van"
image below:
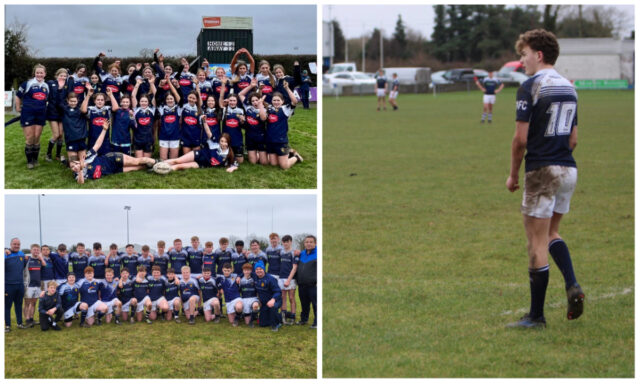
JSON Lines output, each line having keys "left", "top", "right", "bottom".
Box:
{"left": 327, "top": 62, "right": 357, "bottom": 74}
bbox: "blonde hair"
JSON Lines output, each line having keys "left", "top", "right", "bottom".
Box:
{"left": 32, "top": 64, "right": 46, "bottom": 76}
{"left": 181, "top": 266, "right": 191, "bottom": 272}
{"left": 47, "top": 281, "right": 58, "bottom": 289}
{"left": 55, "top": 68, "right": 67, "bottom": 78}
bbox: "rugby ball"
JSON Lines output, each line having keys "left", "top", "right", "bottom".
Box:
{"left": 153, "top": 162, "right": 172, "bottom": 175}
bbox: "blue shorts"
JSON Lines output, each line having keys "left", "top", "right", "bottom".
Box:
{"left": 111, "top": 143, "right": 131, "bottom": 156}
{"left": 245, "top": 136, "right": 266, "bottom": 152}
{"left": 181, "top": 137, "right": 201, "bottom": 149}
{"left": 46, "top": 106, "right": 63, "bottom": 121}
{"left": 66, "top": 139, "right": 88, "bottom": 152}
{"left": 266, "top": 142, "right": 289, "bottom": 156}
{"left": 21, "top": 109, "right": 46, "bottom": 127}
{"left": 134, "top": 141, "right": 154, "bottom": 153}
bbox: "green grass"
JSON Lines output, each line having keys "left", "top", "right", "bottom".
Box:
{"left": 323, "top": 89, "right": 634, "bottom": 377}
{"left": 4, "top": 107, "right": 316, "bottom": 189}
{"left": 5, "top": 295, "right": 316, "bottom": 378}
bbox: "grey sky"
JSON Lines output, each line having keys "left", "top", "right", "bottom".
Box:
{"left": 5, "top": 5, "right": 317, "bottom": 57}
{"left": 5, "top": 194, "right": 317, "bottom": 248}
{"left": 324, "top": 4, "right": 634, "bottom": 40}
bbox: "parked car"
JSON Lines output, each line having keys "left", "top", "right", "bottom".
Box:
{"left": 323, "top": 71, "right": 377, "bottom": 87}
{"left": 430, "top": 70, "right": 452, "bottom": 87}
{"left": 498, "top": 61, "right": 525, "bottom": 75}
{"left": 382, "top": 67, "right": 431, "bottom": 85}
{"left": 442, "top": 68, "right": 485, "bottom": 82}
{"left": 327, "top": 62, "right": 357, "bottom": 74}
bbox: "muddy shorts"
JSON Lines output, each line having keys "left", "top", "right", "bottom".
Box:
{"left": 521, "top": 165, "right": 577, "bottom": 219}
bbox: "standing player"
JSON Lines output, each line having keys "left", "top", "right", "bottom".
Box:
{"left": 265, "top": 233, "right": 283, "bottom": 281}
{"left": 24, "top": 244, "right": 44, "bottom": 328}
{"left": 374, "top": 68, "right": 387, "bottom": 111}
{"left": 169, "top": 239, "right": 189, "bottom": 273}
{"left": 152, "top": 241, "right": 170, "bottom": 277}
{"left": 121, "top": 244, "right": 139, "bottom": 279}
{"left": 506, "top": 29, "right": 583, "bottom": 329}
{"left": 88, "top": 242, "right": 107, "bottom": 284}
{"left": 185, "top": 236, "right": 204, "bottom": 279}
{"left": 475, "top": 71, "right": 504, "bottom": 123}
{"left": 15, "top": 64, "right": 49, "bottom": 169}
{"left": 39, "top": 245, "right": 56, "bottom": 289}
{"left": 213, "top": 238, "right": 235, "bottom": 279}
{"left": 247, "top": 240, "right": 268, "bottom": 266}
{"left": 138, "top": 245, "right": 153, "bottom": 278}
{"left": 50, "top": 244, "right": 70, "bottom": 286}
{"left": 106, "top": 243, "right": 122, "bottom": 279}
{"left": 280, "top": 235, "right": 300, "bottom": 325}
{"left": 388, "top": 73, "right": 399, "bottom": 111}
{"left": 70, "top": 243, "right": 89, "bottom": 280}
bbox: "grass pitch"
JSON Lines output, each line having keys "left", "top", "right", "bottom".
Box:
{"left": 4, "top": 106, "right": 316, "bottom": 189}
{"left": 323, "top": 89, "right": 633, "bottom": 377}
{"left": 5, "top": 296, "right": 316, "bottom": 378}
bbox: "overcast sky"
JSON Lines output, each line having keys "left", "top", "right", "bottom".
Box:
{"left": 5, "top": 194, "right": 317, "bottom": 248}
{"left": 5, "top": 5, "right": 317, "bottom": 57}
{"left": 324, "top": 4, "right": 635, "bottom": 40}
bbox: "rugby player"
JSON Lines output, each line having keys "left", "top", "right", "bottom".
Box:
{"left": 374, "top": 68, "right": 387, "bottom": 111}
{"left": 475, "top": 71, "right": 503, "bottom": 123}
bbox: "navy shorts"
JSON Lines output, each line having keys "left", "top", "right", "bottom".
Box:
{"left": 134, "top": 141, "right": 154, "bottom": 153}
{"left": 181, "top": 138, "right": 201, "bottom": 149}
{"left": 245, "top": 136, "right": 266, "bottom": 152}
{"left": 66, "top": 139, "right": 88, "bottom": 152}
{"left": 266, "top": 142, "right": 289, "bottom": 156}
{"left": 231, "top": 145, "right": 244, "bottom": 158}
{"left": 111, "top": 143, "right": 131, "bottom": 156}
{"left": 45, "top": 106, "right": 63, "bottom": 121}
{"left": 21, "top": 109, "right": 46, "bottom": 127}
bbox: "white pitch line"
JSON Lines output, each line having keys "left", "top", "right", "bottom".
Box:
{"left": 500, "top": 287, "right": 633, "bottom": 316}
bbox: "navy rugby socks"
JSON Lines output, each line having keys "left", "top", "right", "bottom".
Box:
{"left": 549, "top": 239, "right": 578, "bottom": 290}
{"left": 528, "top": 265, "right": 549, "bottom": 319}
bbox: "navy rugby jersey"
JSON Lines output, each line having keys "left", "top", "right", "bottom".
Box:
{"left": 198, "top": 276, "right": 221, "bottom": 302}
{"left": 46, "top": 79, "right": 70, "bottom": 117}
{"left": 255, "top": 73, "right": 275, "bottom": 103}
{"left": 239, "top": 276, "right": 258, "bottom": 298}
{"left": 220, "top": 277, "right": 241, "bottom": 302}
{"left": 391, "top": 79, "right": 399, "bottom": 91}
{"left": 202, "top": 252, "right": 216, "bottom": 272}
{"left": 202, "top": 108, "right": 221, "bottom": 143}
{"left": 375, "top": 75, "right": 387, "bottom": 89}
{"left": 181, "top": 104, "right": 202, "bottom": 145}
{"left": 49, "top": 252, "right": 70, "bottom": 281}
{"left": 158, "top": 105, "right": 182, "bottom": 141}
{"left": 88, "top": 255, "right": 106, "bottom": 279}
{"left": 75, "top": 149, "right": 122, "bottom": 181}
{"left": 198, "top": 80, "right": 214, "bottom": 103}
{"left": 266, "top": 105, "right": 294, "bottom": 144}
{"left": 111, "top": 109, "right": 133, "bottom": 146}
{"left": 58, "top": 282, "right": 79, "bottom": 311}
{"left": 211, "top": 77, "right": 230, "bottom": 101}
{"left": 185, "top": 246, "right": 204, "bottom": 275}
{"left": 60, "top": 103, "right": 88, "bottom": 143}
{"left": 99, "top": 279, "right": 118, "bottom": 302}
{"left": 27, "top": 258, "right": 43, "bottom": 287}
{"left": 177, "top": 72, "right": 196, "bottom": 101}
{"left": 87, "top": 106, "right": 112, "bottom": 155}
{"left": 106, "top": 253, "right": 122, "bottom": 278}
{"left": 169, "top": 249, "right": 189, "bottom": 272}
{"left": 69, "top": 73, "right": 89, "bottom": 104}
{"left": 69, "top": 252, "right": 89, "bottom": 279}
{"left": 265, "top": 245, "right": 284, "bottom": 276}
{"left": 222, "top": 106, "right": 244, "bottom": 148}
{"left": 244, "top": 105, "right": 266, "bottom": 143}
{"left": 274, "top": 75, "right": 297, "bottom": 105}
{"left": 133, "top": 278, "right": 150, "bottom": 301}
{"left": 137, "top": 255, "right": 153, "bottom": 277}
{"left": 516, "top": 68, "right": 578, "bottom": 172}
{"left": 133, "top": 107, "right": 156, "bottom": 144}
{"left": 279, "top": 249, "right": 299, "bottom": 279}
{"left": 117, "top": 279, "right": 134, "bottom": 303}
{"left": 40, "top": 256, "right": 55, "bottom": 281}
{"left": 163, "top": 276, "right": 180, "bottom": 301}
{"left": 77, "top": 279, "right": 101, "bottom": 306}
{"left": 482, "top": 77, "right": 501, "bottom": 95}
{"left": 121, "top": 253, "right": 140, "bottom": 277}
{"left": 213, "top": 247, "right": 235, "bottom": 275}
{"left": 17, "top": 78, "right": 49, "bottom": 113}
{"left": 247, "top": 250, "right": 267, "bottom": 266}
{"left": 146, "top": 276, "right": 165, "bottom": 301}
{"left": 179, "top": 277, "right": 200, "bottom": 301}
{"left": 152, "top": 252, "right": 170, "bottom": 276}
{"left": 233, "top": 253, "right": 249, "bottom": 277}
{"left": 233, "top": 73, "right": 252, "bottom": 95}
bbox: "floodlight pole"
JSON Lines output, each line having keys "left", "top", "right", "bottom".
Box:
{"left": 380, "top": 28, "right": 384, "bottom": 69}
{"left": 37, "top": 194, "right": 43, "bottom": 245}
{"left": 124, "top": 206, "right": 131, "bottom": 244}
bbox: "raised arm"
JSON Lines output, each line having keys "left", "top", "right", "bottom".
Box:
{"left": 149, "top": 81, "right": 157, "bottom": 107}
{"left": 238, "top": 77, "right": 257, "bottom": 103}
{"left": 93, "top": 52, "right": 106, "bottom": 77}
{"left": 131, "top": 78, "right": 142, "bottom": 109}
{"left": 106, "top": 88, "right": 119, "bottom": 111}
{"left": 80, "top": 83, "right": 93, "bottom": 114}
{"left": 258, "top": 95, "right": 267, "bottom": 120}
{"left": 283, "top": 81, "right": 297, "bottom": 107}
{"left": 91, "top": 119, "right": 110, "bottom": 152}
{"left": 168, "top": 76, "right": 180, "bottom": 103}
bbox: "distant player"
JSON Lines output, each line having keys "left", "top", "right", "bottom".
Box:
{"left": 475, "top": 71, "right": 503, "bottom": 123}
{"left": 506, "top": 29, "right": 583, "bottom": 329}
{"left": 375, "top": 68, "right": 387, "bottom": 111}
{"left": 137, "top": 245, "right": 153, "bottom": 278}
{"left": 70, "top": 242, "right": 89, "bottom": 280}
{"left": 388, "top": 73, "right": 399, "bottom": 111}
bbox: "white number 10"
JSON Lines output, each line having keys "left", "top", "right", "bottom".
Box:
{"left": 545, "top": 102, "right": 576, "bottom": 136}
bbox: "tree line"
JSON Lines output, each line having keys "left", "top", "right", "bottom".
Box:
{"left": 330, "top": 5, "right": 633, "bottom": 72}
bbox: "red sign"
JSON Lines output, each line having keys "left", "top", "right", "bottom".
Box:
{"left": 184, "top": 116, "right": 198, "bottom": 125}
{"left": 107, "top": 85, "right": 119, "bottom": 93}
{"left": 206, "top": 117, "right": 218, "bottom": 126}
{"left": 202, "top": 17, "right": 221, "bottom": 28}
{"left": 238, "top": 82, "right": 249, "bottom": 89}
{"left": 226, "top": 118, "right": 239, "bottom": 128}
{"left": 32, "top": 92, "right": 47, "bottom": 101}
{"left": 164, "top": 115, "right": 176, "bottom": 124}
{"left": 201, "top": 93, "right": 208, "bottom": 101}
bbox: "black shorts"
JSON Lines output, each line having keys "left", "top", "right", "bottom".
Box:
{"left": 134, "top": 141, "right": 154, "bottom": 153}
{"left": 66, "top": 139, "right": 87, "bottom": 152}
{"left": 21, "top": 109, "right": 46, "bottom": 127}
{"left": 245, "top": 136, "right": 266, "bottom": 152}
{"left": 231, "top": 145, "right": 244, "bottom": 158}
{"left": 266, "top": 142, "right": 289, "bottom": 156}
{"left": 111, "top": 143, "right": 132, "bottom": 156}
{"left": 194, "top": 148, "right": 215, "bottom": 168}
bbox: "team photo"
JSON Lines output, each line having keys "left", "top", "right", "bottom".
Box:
{"left": 4, "top": 195, "right": 318, "bottom": 378}
{"left": 5, "top": 5, "right": 317, "bottom": 189}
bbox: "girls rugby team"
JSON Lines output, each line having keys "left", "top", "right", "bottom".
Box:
{"left": 14, "top": 48, "right": 307, "bottom": 182}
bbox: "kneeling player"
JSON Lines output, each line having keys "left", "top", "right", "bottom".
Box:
{"left": 77, "top": 266, "right": 108, "bottom": 327}
{"left": 133, "top": 266, "right": 153, "bottom": 324}
{"left": 159, "top": 268, "right": 182, "bottom": 323}
{"left": 179, "top": 266, "right": 201, "bottom": 325}
{"left": 147, "top": 266, "right": 166, "bottom": 321}
{"left": 239, "top": 263, "right": 260, "bottom": 327}
{"left": 58, "top": 273, "right": 81, "bottom": 327}
{"left": 220, "top": 263, "right": 243, "bottom": 326}
{"left": 117, "top": 269, "right": 136, "bottom": 323}
{"left": 198, "top": 268, "right": 222, "bottom": 322}
{"left": 39, "top": 281, "right": 63, "bottom": 331}
{"left": 101, "top": 268, "right": 122, "bottom": 324}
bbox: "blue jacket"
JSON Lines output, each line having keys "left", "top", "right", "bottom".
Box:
{"left": 5, "top": 251, "right": 27, "bottom": 285}
{"left": 255, "top": 273, "right": 282, "bottom": 304}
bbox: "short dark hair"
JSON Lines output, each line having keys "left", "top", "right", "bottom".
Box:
{"left": 167, "top": 268, "right": 175, "bottom": 274}
{"left": 515, "top": 29, "right": 559, "bottom": 65}
{"left": 126, "top": 244, "right": 134, "bottom": 248}
{"left": 222, "top": 263, "right": 232, "bottom": 270}
{"left": 235, "top": 240, "right": 244, "bottom": 246}
{"left": 282, "top": 235, "right": 293, "bottom": 242}
{"left": 202, "top": 267, "right": 211, "bottom": 273}
{"left": 93, "top": 242, "right": 101, "bottom": 250}
{"left": 109, "top": 243, "right": 118, "bottom": 250}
